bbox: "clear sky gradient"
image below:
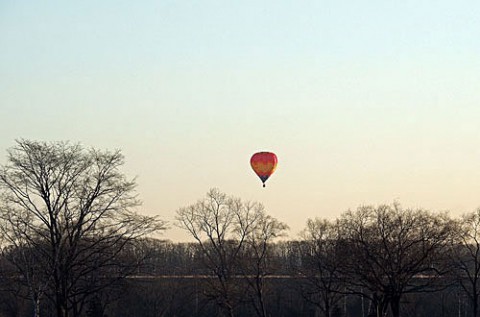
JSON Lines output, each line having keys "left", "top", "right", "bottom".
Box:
{"left": 1, "top": 1, "right": 480, "bottom": 241}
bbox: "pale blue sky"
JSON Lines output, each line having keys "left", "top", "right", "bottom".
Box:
{"left": 1, "top": 1, "right": 480, "bottom": 240}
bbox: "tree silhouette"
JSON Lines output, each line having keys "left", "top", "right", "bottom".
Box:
{"left": 0, "top": 140, "right": 165, "bottom": 317}
{"left": 338, "top": 204, "right": 454, "bottom": 317}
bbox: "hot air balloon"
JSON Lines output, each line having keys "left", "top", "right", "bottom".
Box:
{"left": 250, "top": 152, "right": 278, "bottom": 187}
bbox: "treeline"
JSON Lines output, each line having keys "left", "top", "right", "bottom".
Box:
{"left": 150, "top": 192, "right": 478, "bottom": 317}
{"left": 0, "top": 140, "right": 480, "bottom": 317}
{"left": 1, "top": 224, "right": 479, "bottom": 317}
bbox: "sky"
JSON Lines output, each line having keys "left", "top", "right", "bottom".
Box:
{"left": 1, "top": 1, "right": 480, "bottom": 241}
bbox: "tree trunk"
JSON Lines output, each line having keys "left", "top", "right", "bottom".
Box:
{"left": 256, "top": 279, "right": 268, "bottom": 317}
{"left": 375, "top": 298, "right": 388, "bottom": 317}
{"left": 56, "top": 291, "right": 68, "bottom": 317}
{"left": 369, "top": 294, "right": 388, "bottom": 317}
{"left": 324, "top": 299, "right": 330, "bottom": 317}
{"left": 259, "top": 292, "right": 267, "bottom": 317}
{"left": 390, "top": 295, "right": 401, "bottom": 317}
{"left": 223, "top": 302, "right": 235, "bottom": 317}
{"left": 57, "top": 306, "right": 67, "bottom": 317}
{"left": 33, "top": 297, "right": 41, "bottom": 317}
{"left": 376, "top": 303, "right": 383, "bottom": 317}
{"left": 474, "top": 293, "right": 478, "bottom": 317}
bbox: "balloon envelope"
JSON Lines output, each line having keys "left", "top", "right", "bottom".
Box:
{"left": 250, "top": 152, "right": 278, "bottom": 187}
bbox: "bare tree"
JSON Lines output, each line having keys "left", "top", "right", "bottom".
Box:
{"left": 241, "top": 213, "right": 288, "bottom": 317}
{"left": 338, "top": 203, "right": 454, "bottom": 317}
{"left": 0, "top": 140, "right": 165, "bottom": 317}
{"left": 299, "top": 218, "right": 345, "bottom": 317}
{"left": 175, "top": 188, "right": 281, "bottom": 317}
{"left": 450, "top": 208, "right": 480, "bottom": 317}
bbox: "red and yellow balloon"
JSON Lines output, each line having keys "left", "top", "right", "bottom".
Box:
{"left": 250, "top": 152, "right": 278, "bottom": 187}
